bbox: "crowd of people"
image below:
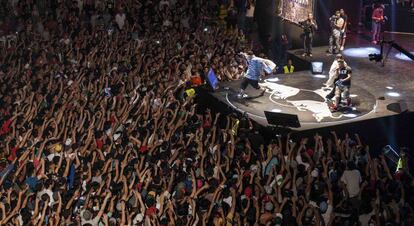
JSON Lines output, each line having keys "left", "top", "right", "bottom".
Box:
{"left": 0, "top": 0, "right": 414, "bottom": 226}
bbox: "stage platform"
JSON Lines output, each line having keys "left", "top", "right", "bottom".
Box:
{"left": 209, "top": 33, "right": 414, "bottom": 131}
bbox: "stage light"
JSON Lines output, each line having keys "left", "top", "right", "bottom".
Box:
{"left": 311, "top": 62, "right": 323, "bottom": 74}
{"left": 395, "top": 52, "right": 414, "bottom": 61}
{"left": 343, "top": 47, "right": 380, "bottom": 58}
{"left": 383, "top": 145, "right": 399, "bottom": 164}
{"left": 386, "top": 92, "right": 400, "bottom": 97}
{"left": 369, "top": 53, "right": 383, "bottom": 62}
{"left": 343, "top": 113, "right": 358, "bottom": 118}
{"left": 313, "top": 74, "right": 326, "bottom": 78}
{"left": 271, "top": 109, "right": 282, "bottom": 113}
{"left": 265, "top": 78, "right": 279, "bottom": 83}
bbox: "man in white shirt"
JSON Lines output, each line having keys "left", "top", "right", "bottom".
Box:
{"left": 324, "top": 54, "right": 347, "bottom": 88}
{"left": 341, "top": 161, "right": 361, "bottom": 198}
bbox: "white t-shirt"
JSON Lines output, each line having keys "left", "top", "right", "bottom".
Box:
{"left": 321, "top": 201, "right": 333, "bottom": 226}
{"left": 340, "top": 169, "right": 362, "bottom": 198}
{"left": 160, "top": 0, "right": 169, "bottom": 8}
{"left": 80, "top": 210, "right": 100, "bottom": 226}
{"left": 327, "top": 60, "right": 348, "bottom": 86}
{"left": 115, "top": 13, "right": 126, "bottom": 30}
{"left": 359, "top": 211, "right": 375, "bottom": 226}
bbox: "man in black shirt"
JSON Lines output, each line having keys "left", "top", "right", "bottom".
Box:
{"left": 300, "top": 13, "right": 318, "bottom": 57}
{"left": 330, "top": 58, "right": 352, "bottom": 111}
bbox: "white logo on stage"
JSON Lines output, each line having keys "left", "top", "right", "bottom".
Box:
{"left": 261, "top": 79, "right": 348, "bottom": 122}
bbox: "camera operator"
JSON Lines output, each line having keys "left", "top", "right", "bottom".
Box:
{"left": 328, "top": 10, "right": 344, "bottom": 54}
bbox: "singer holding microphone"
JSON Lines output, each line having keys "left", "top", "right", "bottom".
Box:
{"left": 299, "top": 13, "right": 318, "bottom": 57}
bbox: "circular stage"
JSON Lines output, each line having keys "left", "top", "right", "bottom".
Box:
{"left": 225, "top": 74, "right": 377, "bottom": 124}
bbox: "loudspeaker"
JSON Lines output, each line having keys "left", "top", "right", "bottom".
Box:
{"left": 264, "top": 111, "right": 301, "bottom": 128}
{"left": 386, "top": 101, "right": 408, "bottom": 113}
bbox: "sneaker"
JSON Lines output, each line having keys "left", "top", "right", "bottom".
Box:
{"left": 309, "top": 54, "right": 313, "bottom": 57}
{"left": 340, "top": 46, "right": 344, "bottom": 51}
{"left": 237, "top": 93, "right": 243, "bottom": 99}
{"left": 329, "top": 105, "right": 338, "bottom": 112}
{"left": 302, "top": 53, "right": 307, "bottom": 57}
{"left": 260, "top": 89, "right": 266, "bottom": 96}
{"left": 242, "top": 94, "right": 248, "bottom": 98}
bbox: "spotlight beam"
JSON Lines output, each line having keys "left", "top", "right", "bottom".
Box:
{"left": 390, "top": 42, "right": 414, "bottom": 61}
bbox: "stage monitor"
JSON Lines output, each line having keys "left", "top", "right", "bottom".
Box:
{"left": 264, "top": 111, "right": 301, "bottom": 128}
{"left": 311, "top": 62, "right": 323, "bottom": 74}
{"left": 207, "top": 68, "right": 219, "bottom": 90}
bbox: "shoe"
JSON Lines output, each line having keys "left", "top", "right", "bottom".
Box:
{"left": 260, "top": 89, "right": 266, "bottom": 96}
{"left": 237, "top": 93, "right": 243, "bottom": 99}
{"left": 302, "top": 53, "right": 306, "bottom": 57}
{"left": 309, "top": 54, "right": 313, "bottom": 57}
{"left": 340, "top": 46, "right": 344, "bottom": 51}
{"left": 372, "top": 41, "right": 377, "bottom": 44}
{"left": 329, "top": 105, "right": 338, "bottom": 112}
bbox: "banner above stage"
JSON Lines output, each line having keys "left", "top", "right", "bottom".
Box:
{"left": 276, "top": 0, "right": 315, "bottom": 24}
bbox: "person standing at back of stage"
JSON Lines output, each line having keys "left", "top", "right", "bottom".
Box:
{"left": 300, "top": 13, "right": 318, "bottom": 57}
{"left": 245, "top": 0, "right": 255, "bottom": 37}
{"left": 328, "top": 10, "right": 344, "bottom": 54}
{"left": 283, "top": 59, "right": 295, "bottom": 74}
{"left": 371, "top": 4, "right": 385, "bottom": 44}
{"left": 339, "top": 9, "right": 348, "bottom": 51}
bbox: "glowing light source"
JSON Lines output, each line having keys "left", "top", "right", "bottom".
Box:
{"left": 311, "top": 62, "right": 323, "bottom": 74}
{"left": 395, "top": 52, "right": 414, "bottom": 61}
{"left": 271, "top": 109, "right": 282, "bottom": 113}
{"left": 349, "top": 94, "right": 358, "bottom": 98}
{"left": 344, "top": 113, "right": 358, "bottom": 118}
{"left": 265, "top": 78, "right": 279, "bottom": 83}
{"left": 343, "top": 47, "right": 380, "bottom": 58}
{"left": 313, "top": 74, "right": 326, "bottom": 78}
{"left": 386, "top": 86, "right": 394, "bottom": 90}
{"left": 387, "top": 92, "right": 401, "bottom": 97}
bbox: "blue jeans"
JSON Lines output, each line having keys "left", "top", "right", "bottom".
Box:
{"left": 372, "top": 21, "right": 381, "bottom": 42}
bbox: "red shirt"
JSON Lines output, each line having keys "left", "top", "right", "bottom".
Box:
{"left": 372, "top": 8, "right": 384, "bottom": 22}
{"left": 0, "top": 118, "right": 13, "bottom": 136}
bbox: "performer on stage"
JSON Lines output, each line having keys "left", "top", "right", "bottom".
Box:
{"left": 299, "top": 13, "right": 318, "bottom": 57}
{"left": 237, "top": 51, "right": 276, "bottom": 99}
{"left": 339, "top": 9, "right": 348, "bottom": 51}
{"left": 328, "top": 10, "right": 344, "bottom": 54}
{"left": 372, "top": 4, "right": 385, "bottom": 44}
{"left": 324, "top": 54, "right": 348, "bottom": 88}
{"left": 328, "top": 58, "right": 352, "bottom": 112}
